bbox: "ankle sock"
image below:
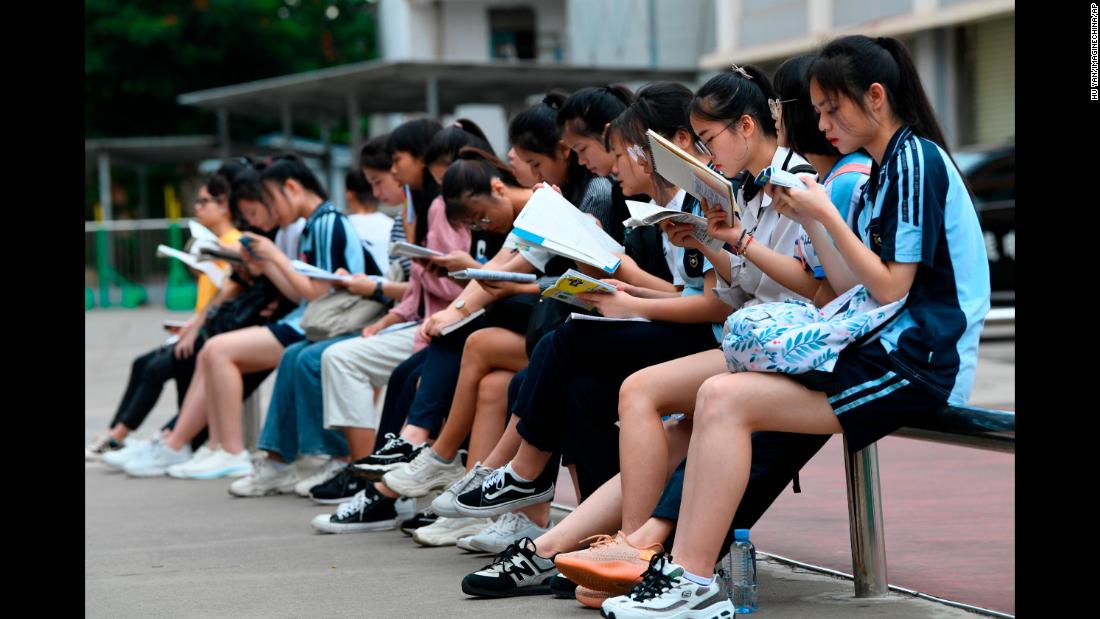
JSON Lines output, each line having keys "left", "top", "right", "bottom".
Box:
{"left": 503, "top": 462, "right": 533, "bottom": 483}
{"left": 681, "top": 569, "right": 716, "bottom": 586}
{"left": 429, "top": 448, "right": 454, "bottom": 464}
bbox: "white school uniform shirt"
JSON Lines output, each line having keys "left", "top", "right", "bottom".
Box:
{"left": 714, "top": 147, "right": 814, "bottom": 307}
{"left": 275, "top": 217, "right": 306, "bottom": 257}
{"left": 659, "top": 190, "right": 687, "bottom": 287}
{"left": 349, "top": 212, "right": 396, "bottom": 274}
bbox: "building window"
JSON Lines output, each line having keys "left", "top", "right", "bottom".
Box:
{"left": 489, "top": 8, "right": 536, "bottom": 60}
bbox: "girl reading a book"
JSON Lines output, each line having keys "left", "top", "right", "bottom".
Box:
{"left": 360, "top": 134, "right": 413, "bottom": 281}
{"left": 601, "top": 37, "right": 990, "bottom": 619}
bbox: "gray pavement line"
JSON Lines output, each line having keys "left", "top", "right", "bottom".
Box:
{"left": 757, "top": 551, "right": 1014, "bottom": 619}
{"left": 552, "top": 502, "right": 1013, "bottom": 619}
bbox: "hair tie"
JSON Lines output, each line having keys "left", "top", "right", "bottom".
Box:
{"left": 730, "top": 64, "right": 752, "bottom": 79}
{"left": 453, "top": 120, "right": 463, "bottom": 129}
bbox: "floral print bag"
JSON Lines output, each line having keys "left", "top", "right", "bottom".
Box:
{"left": 721, "top": 285, "right": 907, "bottom": 374}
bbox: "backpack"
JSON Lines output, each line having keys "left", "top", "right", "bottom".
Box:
{"left": 721, "top": 284, "right": 906, "bottom": 375}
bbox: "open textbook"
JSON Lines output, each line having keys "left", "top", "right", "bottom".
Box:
{"left": 191, "top": 239, "right": 243, "bottom": 264}
{"left": 623, "top": 200, "right": 725, "bottom": 252}
{"left": 448, "top": 269, "right": 537, "bottom": 283}
{"left": 541, "top": 268, "right": 616, "bottom": 311}
{"left": 647, "top": 129, "right": 739, "bottom": 225}
{"left": 440, "top": 308, "right": 486, "bottom": 336}
{"left": 511, "top": 187, "right": 624, "bottom": 273}
{"left": 156, "top": 244, "right": 227, "bottom": 288}
{"left": 291, "top": 260, "right": 352, "bottom": 283}
{"left": 188, "top": 220, "right": 220, "bottom": 243}
{"left": 389, "top": 241, "right": 443, "bottom": 259}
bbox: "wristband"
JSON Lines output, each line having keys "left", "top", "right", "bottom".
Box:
{"left": 369, "top": 277, "right": 387, "bottom": 302}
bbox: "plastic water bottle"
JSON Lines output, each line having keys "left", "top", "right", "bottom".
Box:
{"left": 726, "top": 528, "right": 758, "bottom": 613}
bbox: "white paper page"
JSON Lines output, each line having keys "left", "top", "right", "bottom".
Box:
{"left": 157, "top": 244, "right": 226, "bottom": 288}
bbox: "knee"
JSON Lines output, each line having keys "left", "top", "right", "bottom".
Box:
{"left": 618, "top": 373, "right": 656, "bottom": 422}
{"left": 694, "top": 375, "right": 750, "bottom": 430}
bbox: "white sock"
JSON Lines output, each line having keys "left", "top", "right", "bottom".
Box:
{"left": 271, "top": 460, "right": 288, "bottom": 470}
{"left": 682, "top": 569, "right": 716, "bottom": 586}
{"left": 503, "top": 462, "right": 533, "bottom": 483}
{"left": 429, "top": 448, "right": 454, "bottom": 464}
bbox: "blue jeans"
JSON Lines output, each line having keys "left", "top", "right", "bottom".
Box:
{"left": 258, "top": 335, "right": 354, "bottom": 462}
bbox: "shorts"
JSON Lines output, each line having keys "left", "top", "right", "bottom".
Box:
{"left": 791, "top": 343, "right": 944, "bottom": 453}
{"left": 266, "top": 322, "right": 306, "bottom": 348}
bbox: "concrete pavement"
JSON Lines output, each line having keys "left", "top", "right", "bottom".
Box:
{"left": 86, "top": 307, "right": 1007, "bottom": 618}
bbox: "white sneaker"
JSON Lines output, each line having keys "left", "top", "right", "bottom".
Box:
{"left": 183, "top": 448, "right": 252, "bottom": 479}
{"left": 123, "top": 441, "right": 193, "bottom": 477}
{"left": 102, "top": 438, "right": 155, "bottom": 470}
{"left": 229, "top": 452, "right": 299, "bottom": 497}
{"left": 458, "top": 512, "right": 552, "bottom": 554}
{"left": 382, "top": 448, "right": 466, "bottom": 498}
{"left": 166, "top": 444, "right": 217, "bottom": 479}
{"left": 431, "top": 462, "right": 493, "bottom": 517}
{"left": 600, "top": 555, "right": 735, "bottom": 619}
{"left": 412, "top": 515, "right": 492, "bottom": 547}
{"left": 293, "top": 457, "right": 344, "bottom": 497}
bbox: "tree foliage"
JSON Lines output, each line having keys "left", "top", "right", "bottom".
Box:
{"left": 85, "top": 0, "right": 378, "bottom": 138}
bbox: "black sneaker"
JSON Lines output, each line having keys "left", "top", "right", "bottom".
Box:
{"left": 399, "top": 509, "right": 439, "bottom": 536}
{"left": 309, "top": 466, "right": 369, "bottom": 505}
{"left": 454, "top": 466, "right": 556, "bottom": 518}
{"left": 549, "top": 573, "right": 578, "bottom": 598}
{"left": 309, "top": 487, "right": 398, "bottom": 534}
{"left": 352, "top": 433, "right": 425, "bottom": 481}
{"left": 461, "top": 537, "right": 559, "bottom": 597}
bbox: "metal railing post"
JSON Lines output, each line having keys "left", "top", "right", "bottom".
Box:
{"left": 843, "top": 437, "right": 889, "bottom": 597}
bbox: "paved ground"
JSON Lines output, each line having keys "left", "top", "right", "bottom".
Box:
{"left": 86, "top": 307, "right": 1012, "bottom": 617}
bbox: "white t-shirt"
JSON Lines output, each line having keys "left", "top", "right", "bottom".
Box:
{"left": 275, "top": 218, "right": 306, "bottom": 258}
{"left": 349, "top": 212, "right": 396, "bottom": 274}
{"left": 502, "top": 231, "right": 556, "bottom": 273}
{"left": 715, "top": 147, "right": 814, "bottom": 307}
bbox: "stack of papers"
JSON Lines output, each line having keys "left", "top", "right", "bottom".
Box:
{"left": 389, "top": 241, "right": 443, "bottom": 259}
{"left": 623, "top": 200, "right": 724, "bottom": 251}
{"left": 511, "top": 188, "right": 624, "bottom": 273}
{"left": 291, "top": 260, "right": 352, "bottom": 283}
{"left": 448, "top": 269, "right": 537, "bottom": 283}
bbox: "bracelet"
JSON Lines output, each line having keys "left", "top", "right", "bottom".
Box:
{"left": 735, "top": 228, "right": 750, "bottom": 250}
{"left": 370, "top": 278, "right": 387, "bottom": 301}
{"left": 734, "top": 232, "right": 754, "bottom": 256}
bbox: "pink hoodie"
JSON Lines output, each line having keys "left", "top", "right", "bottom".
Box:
{"left": 388, "top": 196, "right": 471, "bottom": 350}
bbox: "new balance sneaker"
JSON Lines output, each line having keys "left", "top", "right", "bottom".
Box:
{"left": 352, "top": 433, "right": 424, "bottom": 481}
{"left": 294, "top": 458, "right": 345, "bottom": 497}
{"left": 555, "top": 531, "right": 664, "bottom": 595}
{"left": 309, "top": 466, "right": 371, "bottom": 505}
{"left": 550, "top": 573, "right": 579, "bottom": 599}
{"left": 102, "top": 438, "right": 156, "bottom": 471}
{"left": 400, "top": 510, "right": 439, "bottom": 536}
{"left": 461, "top": 537, "right": 559, "bottom": 598}
{"left": 412, "top": 516, "right": 492, "bottom": 547}
{"left": 453, "top": 465, "right": 555, "bottom": 518}
{"left": 166, "top": 444, "right": 217, "bottom": 479}
{"left": 382, "top": 448, "right": 466, "bottom": 498}
{"left": 599, "top": 554, "right": 734, "bottom": 619}
{"left": 459, "top": 512, "right": 553, "bottom": 555}
{"left": 228, "top": 452, "right": 298, "bottom": 497}
{"left": 123, "top": 441, "right": 192, "bottom": 477}
{"left": 430, "top": 462, "right": 493, "bottom": 518}
{"left": 182, "top": 448, "right": 252, "bottom": 479}
{"left": 576, "top": 585, "right": 612, "bottom": 609}
{"left": 310, "top": 487, "right": 400, "bottom": 534}
{"left": 85, "top": 434, "right": 125, "bottom": 461}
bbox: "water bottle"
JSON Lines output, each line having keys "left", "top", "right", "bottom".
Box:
{"left": 726, "top": 528, "right": 758, "bottom": 613}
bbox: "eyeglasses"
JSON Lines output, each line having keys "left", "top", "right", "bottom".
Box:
{"left": 467, "top": 217, "right": 492, "bottom": 231}
{"left": 697, "top": 120, "right": 737, "bottom": 157}
{"left": 194, "top": 196, "right": 218, "bottom": 207}
{"left": 768, "top": 98, "right": 797, "bottom": 122}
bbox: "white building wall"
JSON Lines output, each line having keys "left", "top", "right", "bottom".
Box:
{"left": 567, "top": 0, "right": 713, "bottom": 69}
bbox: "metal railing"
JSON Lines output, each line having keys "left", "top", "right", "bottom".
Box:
{"left": 845, "top": 404, "right": 1015, "bottom": 603}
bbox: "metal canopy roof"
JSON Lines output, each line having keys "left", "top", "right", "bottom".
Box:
{"left": 177, "top": 59, "right": 700, "bottom": 122}
{"left": 84, "top": 136, "right": 224, "bottom": 166}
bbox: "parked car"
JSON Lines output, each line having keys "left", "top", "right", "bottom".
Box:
{"left": 954, "top": 141, "right": 1014, "bottom": 306}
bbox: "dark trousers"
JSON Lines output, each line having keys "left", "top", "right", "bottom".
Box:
{"left": 655, "top": 432, "right": 831, "bottom": 552}
{"left": 514, "top": 319, "right": 718, "bottom": 466}
{"left": 109, "top": 345, "right": 177, "bottom": 432}
{"left": 373, "top": 347, "right": 428, "bottom": 451}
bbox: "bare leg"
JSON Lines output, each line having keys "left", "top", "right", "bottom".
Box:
{"left": 432, "top": 329, "right": 527, "bottom": 460}
{"left": 343, "top": 428, "right": 377, "bottom": 460}
{"left": 618, "top": 350, "right": 727, "bottom": 532}
{"left": 466, "top": 370, "right": 516, "bottom": 467}
{"left": 508, "top": 439, "right": 554, "bottom": 481}
{"left": 482, "top": 416, "right": 522, "bottom": 468}
{"left": 201, "top": 327, "right": 284, "bottom": 454}
{"left": 164, "top": 369, "right": 211, "bottom": 451}
{"left": 533, "top": 421, "right": 690, "bottom": 555}
{"left": 108, "top": 424, "right": 130, "bottom": 442}
{"left": 671, "top": 372, "right": 842, "bottom": 576}
{"left": 400, "top": 425, "right": 431, "bottom": 445}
